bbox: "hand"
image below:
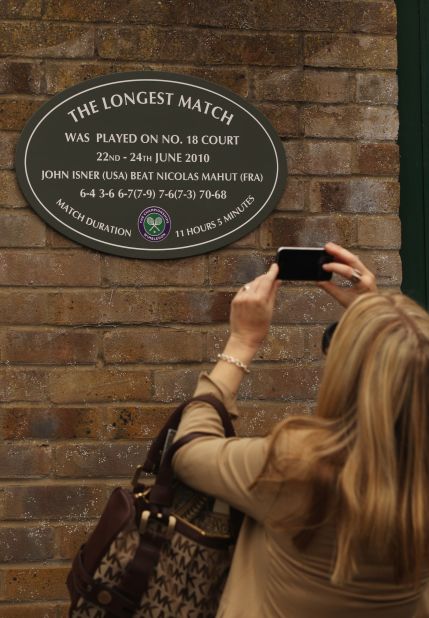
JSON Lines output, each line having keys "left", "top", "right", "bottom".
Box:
{"left": 229, "top": 263, "right": 281, "bottom": 351}
{"left": 318, "top": 242, "right": 378, "bottom": 308}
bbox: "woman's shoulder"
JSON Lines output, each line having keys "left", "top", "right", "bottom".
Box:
{"left": 266, "top": 417, "right": 336, "bottom": 483}
{"left": 258, "top": 420, "right": 338, "bottom": 528}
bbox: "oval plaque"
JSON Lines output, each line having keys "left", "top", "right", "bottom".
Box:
{"left": 16, "top": 71, "right": 287, "bottom": 259}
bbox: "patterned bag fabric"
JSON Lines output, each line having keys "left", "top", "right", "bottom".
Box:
{"left": 67, "top": 394, "right": 242, "bottom": 618}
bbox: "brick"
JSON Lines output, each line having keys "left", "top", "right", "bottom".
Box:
{"left": 0, "top": 251, "right": 101, "bottom": 286}
{"left": 0, "top": 444, "right": 51, "bottom": 478}
{"left": 0, "top": 368, "right": 49, "bottom": 402}
{"left": 309, "top": 179, "right": 400, "bottom": 214}
{"left": 154, "top": 290, "right": 233, "bottom": 323}
{"left": 94, "top": 290, "right": 209, "bottom": 325}
{"left": 0, "top": 132, "right": 19, "bottom": 169}
{"left": 0, "top": 288, "right": 232, "bottom": 330}
{"left": 357, "top": 142, "right": 400, "bottom": 176}
{"left": 254, "top": 68, "right": 354, "bottom": 103}
{"left": 252, "top": 0, "right": 353, "bottom": 31}
{"left": 55, "top": 521, "right": 95, "bottom": 559}
{"left": 0, "top": 604, "right": 58, "bottom": 617}
{"left": 0, "top": 171, "right": 27, "bottom": 208}
{"left": 306, "top": 325, "right": 327, "bottom": 361}
{"left": 272, "top": 286, "right": 344, "bottom": 324}
{"left": 46, "top": 228, "right": 79, "bottom": 248}
{"left": 229, "top": 230, "right": 258, "bottom": 249}
{"left": 356, "top": 72, "right": 398, "bottom": 105}
{"left": 0, "top": 566, "right": 69, "bottom": 601}
{"left": 257, "top": 103, "right": 300, "bottom": 137}
{"left": 356, "top": 249, "right": 402, "bottom": 286}
{"left": 0, "top": 22, "right": 94, "bottom": 58}
{"left": 0, "top": 289, "right": 148, "bottom": 325}
{"left": 352, "top": 1, "right": 397, "bottom": 35}
{"left": 357, "top": 215, "right": 401, "bottom": 249}
{"left": 260, "top": 214, "right": 357, "bottom": 249}
{"left": 44, "top": 0, "right": 352, "bottom": 32}
{"left": 49, "top": 367, "right": 152, "bottom": 403}
{"left": 105, "top": 405, "right": 172, "bottom": 440}
{"left": 176, "top": 0, "right": 254, "bottom": 29}
{"left": 176, "top": 66, "right": 249, "bottom": 98}
{"left": 97, "top": 27, "right": 301, "bottom": 66}
{"left": 239, "top": 364, "right": 321, "bottom": 400}
{"left": 0, "top": 97, "right": 47, "bottom": 131}
{"left": 0, "top": 291, "right": 57, "bottom": 325}
{"left": 303, "top": 70, "right": 355, "bottom": 103}
{"left": 103, "top": 328, "right": 205, "bottom": 363}
{"left": 154, "top": 367, "right": 208, "bottom": 402}
{"left": 53, "top": 442, "right": 148, "bottom": 477}
{"left": 302, "top": 105, "right": 398, "bottom": 140}
{"left": 46, "top": 61, "right": 249, "bottom": 97}
{"left": 44, "top": 0, "right": 198, "bottom": 25}
{"left": 304, "top": 34, "right": 397, "bottom": 69}
{"left": 0, "top": 407, "right": 103, "bottom": 440}
{"left": 286, "top": 141, "right": 353, "bottom": 175}
{"left": 0, "top": 61, "right": 44, "bottom": 95}
{"left": 57, "top": 605, "right": 70, "bottom": 618}
{"left": 1, "top": 329, "right": 99, "bottom": 364}
{"left": 0, "top": 290, "right": 118, "bottom": 325}
{"left": 208, "top": 252, "right": 268, "bottom": 286}
{"left": 0, "top": 96, "right": 46, "bottom": 131}
{"left": 0, "top": 526, "right": 54, "bottom": 562}
{"left": 101, "top": 255, "right": 206, "bottom": 287}
{"left": 207, "top": 326, "right": 306, "bottom": 362}
{"left": 276, "top": 178, "right": 307, "bottom": 212}
{"left": 0, "top": 484, "right": 107, "bottom": 520}
{"left": 0, "top": 213, "right": 46, "bottom": 248}
{"left": 235, "top": 401, "right": 314, "bottom": 436}
{"left": 45, "top": 61, "right": 120, "bottom": 94}
{"left": 0, "top": 0, "right": 41, "bottom": 18}
{"left": 254, "top": 68, "right": 304, "bottom": 102}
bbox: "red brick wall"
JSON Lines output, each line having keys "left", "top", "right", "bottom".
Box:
{"left": 0, "top": 1, "right": 399, "bottom": 613}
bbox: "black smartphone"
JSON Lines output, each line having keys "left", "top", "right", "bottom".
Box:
{"left": 276, "top": 247, "right": 333, "bottom": 281}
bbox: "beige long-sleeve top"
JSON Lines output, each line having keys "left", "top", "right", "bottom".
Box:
{"left": 173, "top": 373, "right": 428, "bottom": 618}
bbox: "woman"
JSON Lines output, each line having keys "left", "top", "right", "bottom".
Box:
{"left": 173, "top": 242, "right": 429, "bottom": 617}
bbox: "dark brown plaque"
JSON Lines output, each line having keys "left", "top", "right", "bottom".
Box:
{"left": 16, "top": 71, "right": 287, "bottom": 259}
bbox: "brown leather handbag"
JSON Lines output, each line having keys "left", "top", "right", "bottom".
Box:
{"left": 67, "top": 394, "right": 242, "bottom": 618}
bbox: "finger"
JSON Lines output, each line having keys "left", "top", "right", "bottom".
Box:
{"left": 254, "top": 264, "right": 279, "bottom": 296}
{"left": 322, "top": 262, "right": 361, "bottom": 280}
{"left": 322, "top": 263, "right": 377, "bottom": 294}
{"left": 324, "top": 242, "right": 367, "bottom": 273}
{"left": 267, "top": 262, "right": 279, "bottom": 279}
{"left": 318, "top": 281, "right": 352, "bottom": 308}
{"left": 267, "top": 279, "right": 282, "bottom": 306}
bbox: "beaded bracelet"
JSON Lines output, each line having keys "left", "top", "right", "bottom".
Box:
{"left": 217, "top": 353, "right": 251, "bottom": 374}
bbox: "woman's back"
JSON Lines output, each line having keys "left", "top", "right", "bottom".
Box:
{"left": 174, "top": 249, "right": 429, "bottom": 616}
{"left": 174, "top": 376, "right": 429, "bottom": 617}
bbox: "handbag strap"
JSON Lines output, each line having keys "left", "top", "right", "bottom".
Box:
{"left": 142, "top": 393, "right": 235, "bottom": 473}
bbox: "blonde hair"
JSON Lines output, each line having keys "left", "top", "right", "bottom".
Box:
{"left": 261, "top": 293, "right": 429, "bottom": 584}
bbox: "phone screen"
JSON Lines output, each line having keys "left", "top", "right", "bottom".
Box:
{"left": 276, "top": 247, "right": 333, "bottom": 281}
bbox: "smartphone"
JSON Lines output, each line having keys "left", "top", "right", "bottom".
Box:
{"left": 276, "top": 247, "right": 333, "bottom": 281}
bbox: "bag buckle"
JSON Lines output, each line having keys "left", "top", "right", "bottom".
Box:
{"left": 131, "top": 465, "right": 155, "bottom": 489}
{"left": 139, "top": 510, "right": 152, "bottom": 533}
{"left": 132, "top": 465, "right": 147, "bottom": 488}
{"left": 139, "top": 509, "right": 176, "bottom": 538}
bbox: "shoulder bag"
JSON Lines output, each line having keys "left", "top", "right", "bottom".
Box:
{"left": 67, "top": 394, "right": 242, "bottom": 618}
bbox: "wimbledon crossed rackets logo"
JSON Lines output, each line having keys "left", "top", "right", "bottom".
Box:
{"left": 145, "top": 215, "right": 164, "bottom": 234}
{"left": 138, "top": 207, "right": 171, "bottom": 243}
